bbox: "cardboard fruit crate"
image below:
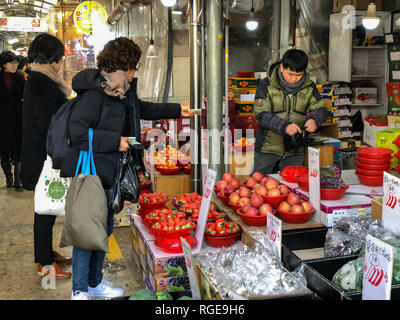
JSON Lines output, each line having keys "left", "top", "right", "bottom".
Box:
{"left": 228, "top": 77, "right": 259, "bottom": 89}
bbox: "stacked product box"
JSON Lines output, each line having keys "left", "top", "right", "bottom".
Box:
{"left": 228, "top": 76, "right": 258, "bottom": 116}
{"left": 317, "top": 81, "right": 352, "bottom": 139}
{"left": 295, "top": 189, "right": 372, "bottom": 227}
{"left": 130, "top": 215, "right": 190, "bottom": 293}
{"left": 376, "top": 128, "right": 400, "bottom": 169}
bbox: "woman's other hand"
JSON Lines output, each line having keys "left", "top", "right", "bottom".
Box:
{"left": 119, "top": 137, "right": 130, "bottom": 152}
{"left": 180, "top": 105, "right": 195, "bottom": 117}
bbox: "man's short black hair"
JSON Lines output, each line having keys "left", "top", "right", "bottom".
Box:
{"left": 17, "top": 55, "right": 27, "bottom": 70}
{"left": 28, "top": 33, "right": 64, "bottom": 64}
{"left": 0, "top": 51, "right": 17, "bottom": 68}
{"left": 281, "top": 49, "right": 308, "bottom": 72}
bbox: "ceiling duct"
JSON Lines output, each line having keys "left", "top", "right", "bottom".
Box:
{"left": 107, "top": 0, "right": 143, "bottom": 25}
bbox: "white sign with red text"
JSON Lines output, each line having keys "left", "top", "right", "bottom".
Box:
{"left": 382, "top": 172, "right": 400, "bottom": 236}
{"left": 266, "top": 212, "right": 282, "bottom": 259}
{"left": 308, "top": 147, "right": 321, "bottom": 222}
{"left": 181, "top": 237, "right": 201, "bottom": 300}
{"left": 0, "top": 17, "right": 48, "bottom": 32}
{"left": 193, "top": 168, "right": 217, "bottom": 253}
{"left": 362, "top": 235, "right": 394, "bottom": 300}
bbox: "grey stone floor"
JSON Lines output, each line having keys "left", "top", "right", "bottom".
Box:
{"left": 0, "top": 170, "right": 144, "bottom": 300}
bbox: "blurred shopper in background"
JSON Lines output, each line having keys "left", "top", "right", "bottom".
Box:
{"left": 0, "top": 51, "right": 25, "bottom": 191}
{"left": 21, "top": 33, "right": 72, "bottom": 279}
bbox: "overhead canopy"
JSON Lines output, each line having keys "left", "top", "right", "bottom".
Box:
{"left": 0, "top": 0, "right": 58, "bottom": 17}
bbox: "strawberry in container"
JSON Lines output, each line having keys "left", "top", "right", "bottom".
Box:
{"left": 182, "top": 201, "right": 214, "bottom": 215}
{"left": 172, "top": 192, "right": 202, "bottom": 209}
{"left": 190, "top": 209, "right": 226, "bottom": 223}
{"left": 204, "top": 219, "right": 241, "bottom": 248}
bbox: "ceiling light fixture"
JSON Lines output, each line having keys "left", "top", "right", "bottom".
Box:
{"left": 362, "top": 2, "right": 380, "bottom": 30}
{"left": 161, "top": 0, "right": 176, "bottom": 8}
{"left": 147, "top": 2, "right": 157, "bottom": 58}
{"left": 246, "top": 0, "right": 258, "bottom": 31}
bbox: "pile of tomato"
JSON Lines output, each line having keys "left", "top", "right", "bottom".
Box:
{"left": 145, "top": 209, "right": 185, "bottom": 221}
{"left": 139, "top": 192, "right": 169, "bottom": 203}
{"left": 205, "top": 219, "right": 240, "bottom": 235}
{"left": 173, "top": 192, "right": 202, "bottom": 207}
{"left": 182, "top": 201, "right": 214, "bottom": 214}
{"left": 191, "top": 210, "right": 226, "bottom": 222}
{"left": 152, "top": 218, "right": 195, "bottom": 231}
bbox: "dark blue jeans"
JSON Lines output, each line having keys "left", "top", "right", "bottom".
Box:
{"left": 72, "top": 190, "right": 114, "bottom": 293}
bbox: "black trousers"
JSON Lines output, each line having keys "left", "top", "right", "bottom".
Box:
{"left": 34, "top": 212, "right": 57, "bottom": 266}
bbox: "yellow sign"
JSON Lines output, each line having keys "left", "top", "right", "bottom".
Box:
{"left": 73, "top": 1, "right": 108, "bottom": 35}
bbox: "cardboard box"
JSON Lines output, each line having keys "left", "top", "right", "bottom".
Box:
{"left": 333, "top": 97, "right": 352, "bottom": 107}
{"left": 338, "top": 126, "right": 353, "bottom": 139}
{"left": 352, "top": 87, "right": 378, "bottom": 105}
{"left": 331, "top": 106, "right": 351, "bottom": 117}
{"left": 371, "top": 197, "right": 382, "bottom": 220}
{"left": 387, "top": 115, "right": 400, "bottom": 129}
{"left": 228, "top": 77, "right": 259, "bottom": 89}
{"left": 386, "top": 83, "right": 400, "bottom": 115}
{"left": 114, "top": 202, "right": 140, "bottom": 227}
{"left": 323, "top": 138, "right": 341, "bottom": 161}
{"left": 148, "top": 273, "right": 190, "bottom": 293}
{"left": 363, "top": 116, "right": 388, "bottom": 147}
{"left": 332, "top": 0, "right": 381, "bottom": 13}
{"left": 228, "top": 88, "right": 256, "bottom": 100}
{"left": 234, "top": 101, "right": 254, "bottom": 114}
{"left": 320, "top": 207, "right": 371, "bottom": 227}
{"left": 332, "top": 117, "right": 352, "bottom": 128}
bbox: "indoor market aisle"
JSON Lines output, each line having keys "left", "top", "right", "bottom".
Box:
{"left": 0, "top": 171, "right": 144, "bottom": 300}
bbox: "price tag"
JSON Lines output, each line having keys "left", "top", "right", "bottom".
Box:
{"left": 362, "top": 235, "right": 394, "bottom": 300}
{"left": 181, "top": 237, "right": 201, "bottom": 300}
{"left": 308, "top": 147, "right": 320, "bottom": 222}
{"left": 266, "top": 211, "right": 282, "bottom": 259}
{"left": 382, "top": 172, "right": 400, "bottom": 235}
{"left": 193, "top": 169, "right": 217, "bottom": 253}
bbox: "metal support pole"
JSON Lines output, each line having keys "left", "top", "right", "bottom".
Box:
{"left": 280, "top": 0, "right": 291, "bottom": 58}
{"left": 271, "top": 0, "right": 281, "bottom": 63}
{"left": 190, "top": 0, "right": 202, "bottom": 193}
{"left": 206, "top": 0, "right": 223, "bottom": 181}
{"left": 200, "top": 2, "right": 206, "bottom": 100}
{"left": 224, "top": 0, "right": 229, "bottom": 174}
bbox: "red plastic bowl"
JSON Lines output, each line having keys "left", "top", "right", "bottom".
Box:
{"left": 294, "top": 176, "right": 309, "bottom": 192}
{"left": 205, "top": 232, "right": 241, "bottom": 248}
{"left": 260, "top": 194, "right": 289, "bottom": 208}
{"left": 356, "top": 156, "right": 391, "bottom": 165}
{"left": 320, "top": 185, "right": 349, "bottom": 200}
{"left": 355, "top": 166, "right": 389, "bottom": 176}
{"left": 217, "top": 192, "right": 230, "bottom": 206}
{"left": 183, "top": 167, "right": 191, "bottom": 174}
{"left": 229, "top": 201, "right": 242, "bottom": 212}
{"left": 280, "top": 166, "right": 308, "bottom": 183}
{"left": 144, "top": 211, "right": 186, "bottom": 225}
{"left": 277, "top": 208, "right": 314, "bottom": 224}
{"left": 355, "top": 172, "right": 384, "bottom": 187}
{"left": 157, "top": 167, "right": 181, "bottom": 175}
{"left": 138, "top": 198, "right": 170, "bottom": 210}
{"left": 357, "top": 147, "right": 393, "bottom": 159}
{"left": 236, "top": 71, "right": 254, "bottom": 78}
{"left": 236, "top": 208, "right": 273, "bottom": 226}
{"left": 154, "top": 234, "right": 197, "bottom": 254}
{"left": 355, "top": 161, "right": 391, "bottom": 171}
{"left": 152, "top": 224, "right": 196, "bottom": 238}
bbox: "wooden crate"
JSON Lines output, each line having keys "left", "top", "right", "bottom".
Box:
{"left": 153, "top": 171, "right": 192, "bottom": 208}
{"left": 228, "top": 151, "right": 254, "bottom": 183}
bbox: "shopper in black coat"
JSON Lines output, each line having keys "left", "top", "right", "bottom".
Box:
{"left": 0, "top": 51, "right": 25, "bottom": 190}
{"left": 21, "top": 33, "right": 72, "bottom": 279}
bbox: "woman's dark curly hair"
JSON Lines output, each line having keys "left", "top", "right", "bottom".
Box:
{"left": 96, "top": 37, "right": 142, "bottom": 73}
{"left": 28, "top": 33, "right": 64, "bottom": 64}
{"left": 0, "top": 51, "right": 17, "bottom": 68}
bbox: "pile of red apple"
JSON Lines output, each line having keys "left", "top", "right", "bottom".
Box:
{"left": 277, "top": 193, "right": 314, "bottom": 214}
{"left": 243, "top": 173, "right": 290, "bottom": 197}
{"left": 214, "top": 173, "right": 241, "bottom": 197}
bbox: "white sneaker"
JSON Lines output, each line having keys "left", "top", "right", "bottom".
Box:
{"left": 71, "top": 291, "right": 91, "bottom": 300}
{"left": 87, "top": 280, "right": 124, "bottom": 299}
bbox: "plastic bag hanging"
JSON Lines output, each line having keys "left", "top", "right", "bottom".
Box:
{"left": 120, "top": 150, "right": 141, "bottom": 204}
{"left": 107, "top": 154, "right": 125, "bottom": 214}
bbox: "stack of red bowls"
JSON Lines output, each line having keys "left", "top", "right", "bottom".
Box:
{"left": 355, "top": 147, "right": 393, "bottom": 187}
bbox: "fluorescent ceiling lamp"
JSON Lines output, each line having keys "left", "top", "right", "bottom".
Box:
{"left": 362, "top": 3, "right": 380, "bottom": 30}
{"left": 46, "top": 0, "right": 58, "bottom": 4}
{"left": 161, "top": 0, "right": 176, "bottom": 7}
{"left": 246, "top": 1, "right": 258, "bottom": 31}
{"left": 147, "top": 39, "right": 157, "bottom": 58}
{"left": 8, "top": 38, "right": 18, "bottom": 44}
{"left": 34, "top": 1, "right": 41, "bottom": 7}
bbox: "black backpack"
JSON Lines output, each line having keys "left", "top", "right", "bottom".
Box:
{"left": 46, "top": 90, "right": 107, "bottom": 169}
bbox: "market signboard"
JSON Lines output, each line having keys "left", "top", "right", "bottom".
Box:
{"left": 308, "top": 147, "right": 321, "bottom": 222}
{"left": 266, "top": 211, "right": 282, "bottom": 259}
{"left": 73, "top": 1, "right": 108, "bottom": 35}
{"left": 362, "top": 235, "right": 394, "bottom": 300}
{"left": 0, "top": 17, "right": 48, "bottom": 32}
{"left": 382, "top": 172, "right": 400, "bottom": 235}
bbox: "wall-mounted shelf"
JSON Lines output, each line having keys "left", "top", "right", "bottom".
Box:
{"left": 352, "top": 46, "right": 385, "bottom": 50}
{"left": 352, "top": 103, "right": 384, "bottom": 107}
{"left": 351, "top": 75, "right": 385, "bottom": 78}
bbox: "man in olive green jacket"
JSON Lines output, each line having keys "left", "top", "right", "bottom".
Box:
{"left": 253, "top": 49, "right": 328, "bottom": 175}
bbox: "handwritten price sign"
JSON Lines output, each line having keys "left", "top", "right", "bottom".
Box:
{"left": 382, "top": 172, "right": 400, "bottom": 235}
{"left": 181, "top": 237, "right": 201, "bottom": 300}
{"left": 362, "top": 235, "right": 394, "bottom": 300}
{"left": 308, "top": 147, "right": 320, "bottom": 222}
{"left": 266, "top": 212, "right": 282, "bottom": 259}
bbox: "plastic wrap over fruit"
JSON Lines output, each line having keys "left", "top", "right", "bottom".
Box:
{"left": 320, "top": 165, "right": 341, "bottom": 178}
{"left": 324, "top": 215, "right": 381, "bottom": 258}
{"left": 194, "top": 236, "right": 308, "bottom": 299}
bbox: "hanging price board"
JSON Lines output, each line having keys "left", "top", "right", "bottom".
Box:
{"left": 266, "top": 212, "right": 282, "bottom": 259}
{"left": 193, "top": 168, "right": 217, "bottom": 253}
{"left": 362, "top": 235, "right": 394, "bottom": 300}
{"left": 382, "top": 172, "right": 400, "bottom": 235}
{"left": 308, "top": 147, "right": 320, "bottom": 222}
{"left": 181, "top": 237, "right": 201, "bottom": 300}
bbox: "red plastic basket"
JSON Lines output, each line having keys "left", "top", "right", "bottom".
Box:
{"left": 205, "top": 232, "right": 241, "bottom": 248}
{"left": 280, "top": 166, "right": 308, "bottom": 183}
{"left": 217, "top": 192, "right": 230, "bottom": 206}
{"left": 154, "top": 234, "right": 197, "bottom": 254}
{"left": 355, "top": 161, "right": 391, "bottom": 171}
{"left": 355, "top": 166, "right": 388, "bottom": 176}
{"left": 236, "top": 71, "right": 254, "bottom": 78}
{"left": 138, "top": 198, "right": 170, "bottom": 210}
{"left": 152, "top": 224, "right": 196, "bottom": 238}
{"left": 157, "top": 167, "right": 181, "bottom": 175}
{"left": 356, "top": 156, "right": 391, "bottom": 165}
{"left": 260, "top": 194, "right": 289, "bottom": 208}
{"left": 276, "top": 208, "right": 314, "bottom": 224}
{"left": 320, "top": 185, "right": 349, "bottom": 201}
{"left": 294, "top": 175, "right": 309, "bottom": 192}
{"left": 236, "top": 208, "right": 273, "bottom": 226}
{"left": 228, "top": 201, "right": 242, "bottom": 212}
{"left": 355, "top": 172, "right": 384, "bottom": 187}
{"left": 357, "top": 147, "right": 393, "bottom": 159}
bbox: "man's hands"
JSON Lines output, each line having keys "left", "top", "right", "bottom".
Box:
{"left": 304, "top": 119, "right": 317, "bottom": 133}
{"left": 285, "top": 123, "right": 302, "bottom": 136}
{"left": 119, "top": 137, "right": 130, "bottom": 152}
{"left": 285, "top": 119, "right": 317, "bottom": 136}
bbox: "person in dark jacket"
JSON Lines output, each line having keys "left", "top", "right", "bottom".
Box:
{"left": 0, "top": 51, "right": 25, "bottom": 191}
{"left": 61, "top": 37, "right": 194, "bottom": 300}
{"left": 21, "top": 33, "right": 72, "bottom": 279}
{"left": 253, "top": 49, "right": 328, "bottom": 175}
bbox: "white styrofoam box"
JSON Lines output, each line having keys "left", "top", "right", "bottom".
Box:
{"left": 320, "top": 208, "right": 372, "bottom": 227}
{"left": 254, "top": 72, "right": 267, "bottom": 80}
{"left": 352, "top": 87, "right": 378, "bottom": 105}
{"left": 240, "top": 94, "right": 255, "bottom": 102}
{"left": 363, "top": 117, "right": 388, "bottom": 147}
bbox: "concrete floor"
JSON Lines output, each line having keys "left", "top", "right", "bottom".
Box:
{"left": 0, "top": 170, "right": 144, "bottom": 300}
